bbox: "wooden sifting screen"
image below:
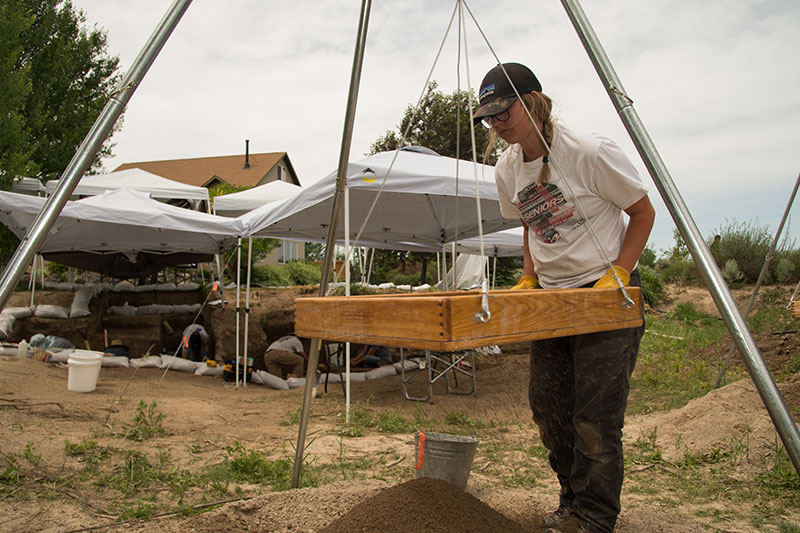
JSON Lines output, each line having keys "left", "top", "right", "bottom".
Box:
{"left": 294, "top": 287, "right": 643, "bottom": 352}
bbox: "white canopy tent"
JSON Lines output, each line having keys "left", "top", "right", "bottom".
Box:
{"left": 213, "top": 180, "right": 302, "bottom": 217}
{"left": 453, "top": 227, "right": 524, "bottom": 258}
{"left": 10, "top": 177, "right": 46, "bottom": 197}
{"left": 0, "top": 189, "right": 243, "bottom": 278}
{"left": 231, "top": 148, "right": 521, "bottom": 395}
{"left": 238, "top": 149, "right": 520, "bottom": 247}
{"left": 44, "top": 168, "right": 210, "bottom": 210}
{"left": 434, "top": 227, "right": 525, "bottom": 291}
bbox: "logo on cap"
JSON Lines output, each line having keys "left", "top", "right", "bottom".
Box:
{"left": 479, "top": 84, "right": 496, "bottom": 103}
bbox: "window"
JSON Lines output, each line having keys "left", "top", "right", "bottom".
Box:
{"left": 278, "top": 240, "right": 300, "bottom": 263}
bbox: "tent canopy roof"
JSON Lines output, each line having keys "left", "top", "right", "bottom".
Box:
{"left": 238, "top": 150, "right": 520, "bottom": 250}
{"left": 44, "top": 168, "right": 210, "bottom": 203}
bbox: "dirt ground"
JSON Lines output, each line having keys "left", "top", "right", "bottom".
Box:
{"left": 1, "top": 284, "right": 798, "bottom": 532}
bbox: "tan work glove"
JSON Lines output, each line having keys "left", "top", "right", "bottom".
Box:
{"left": 512, "top": 275, "right": 539, "bottom": 290}
{"left": 593, "top": 265, "right": 630, "bottom": 289}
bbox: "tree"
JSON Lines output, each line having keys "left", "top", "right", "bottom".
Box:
{"left": 0, "top": 2, "right": 34, "bottom": 187}
{"left": 369, "top": 81, "right": 500, "bottom": 164}
{"left": 368, "top": 81, "right": 505, "bottom": 283}
{"left": 1, "top": 0, "right": 122, "bottom": 188}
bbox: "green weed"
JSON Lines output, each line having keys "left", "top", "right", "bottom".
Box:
{"left": 444, "top": 410, "right": 485, "bottom": 433}
{"left": 121, "top": 401, "right": 166, "bottom": 441}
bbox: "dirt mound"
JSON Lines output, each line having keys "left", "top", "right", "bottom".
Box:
{"left": 320, "top": 477, "right": 531, "bottom": 533}
{"left": 628, "top": 371, "right": 800, "bottom": 466}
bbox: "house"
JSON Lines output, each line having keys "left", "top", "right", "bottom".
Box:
{"left": 114, "top": 143, "right": 301, "bottom": 190}
{"left": 115, "top": 142, "right": 304, "bottom": 266}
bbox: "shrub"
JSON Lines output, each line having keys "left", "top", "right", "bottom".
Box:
{"left": 285, "top": 261, "right": 321, "bottom": 285}
{"left": 721, "top": 258, "right": 744, "bottom": 286}
{"left": 250, "top": 265, "right": 292, "bottom": 286}
{"left": 639, "top": 245, "right": 657, "bottom": 268}
{"left": 775, "top": 257, "right": 796, "bottom": 284}
{"left": 639, "top": 265, "right": 665, "bottom": 307}
{"left": 711, "top": 219, "right": 796, "bottom": 283}
{"left": 655, "top": 257, "right": 700, "bottom": 285}
{"left": 389, "top": 271, "right": 433, "bottom": 286}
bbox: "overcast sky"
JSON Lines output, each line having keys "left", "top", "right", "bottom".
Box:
{"left": 69, "top": 0, "right": 799, "bottom": 253}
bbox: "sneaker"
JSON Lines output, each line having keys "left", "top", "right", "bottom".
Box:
{"left": 545, "top": 527, "right": 591, "bottom": 533}
{"left": 542, "top": 505, "right": 573, "bottom": 528}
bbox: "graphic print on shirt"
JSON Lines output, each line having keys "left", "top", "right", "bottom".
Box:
{"left": 516, "top": 181, "right": 583, "bottom": 243}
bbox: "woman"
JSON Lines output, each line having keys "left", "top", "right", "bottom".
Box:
{"left": 474, "top": 63, "right": 655, "bottom": 533}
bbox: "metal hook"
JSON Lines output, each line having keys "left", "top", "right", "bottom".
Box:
{"left": 475, "top": 279, "right": 492, "bottom": 323}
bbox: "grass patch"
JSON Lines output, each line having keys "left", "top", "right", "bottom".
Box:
{"left": 630, "top": 307, "right": 728, "bottom": 414}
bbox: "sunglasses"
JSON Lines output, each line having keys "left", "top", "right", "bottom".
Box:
{"left": 480, "top": 109, "right": 511, "bottom": 129}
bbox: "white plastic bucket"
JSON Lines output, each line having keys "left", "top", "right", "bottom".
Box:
{"left": 69, "top": 349, "right": 101, "bottom": 361}
{"left": 67, "top": 352, "right": 102, "bottom": 393}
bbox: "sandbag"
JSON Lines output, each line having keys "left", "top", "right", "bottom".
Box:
{"left": 195, "top": 364, "right": 224, "bottom": 377}
{"left": 285, "top": 376, "right": 306, "bottom": 389}
{"left": 34, "top": 304, "right": 70, "bottom": 319}
{"left": 0, "top": 315, "right": 15, "bottom": 339}
{"left": 107, "top": 303, "right": 136, "bottom": 316}
{"left": 1, "top": 306, "right": 33, "bottom": 319}
{"left": 130, "top": 356, "right": 162, "bottom": 368}
{"left": 161, "top": 355, "right": 200, "bottom": 373}
{"left": 321, "top": 371, "right": 341, "bottom": 384}
{"left": 101, "top": 355, "right": 130, "bottom": 367}
{"left": 252, "top": 370, "right": 290, "bottom": 390}
{"left": 0, "top": 344, "right": 19, "bottom": 356}
{"left": 69, "top": 287, "right": 95, "bottom": 318}
{"left": 346, "top": 371, "right": 367, "bottom": 382}
{"left": 134, "top": 284, "right": 157, "bottom": 292}
{"left": 46, "top": 349, "right": 72, "bottom": 363}
{"left": 394, "top": 359, "right": 419, "bottom": 372}
{"left": 156, "top": 282, "right": 178, "bottom": 291}
{"left": 366, "top": 365, "right": 397, "bottom": 380}
{"left": 113, "top": 281, "right": 134, "bottom": 292}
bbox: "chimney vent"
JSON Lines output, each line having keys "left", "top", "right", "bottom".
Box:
{"left": 243, "top": 139, "right": 251, "bottom": 169}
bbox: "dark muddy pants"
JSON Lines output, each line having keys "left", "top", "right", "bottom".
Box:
{"left": 528, "top": 270, "right": 644, "bottom": 533}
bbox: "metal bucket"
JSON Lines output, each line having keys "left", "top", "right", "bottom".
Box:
{"left": 414, "top": 431, "right": 478, "bottom": 489}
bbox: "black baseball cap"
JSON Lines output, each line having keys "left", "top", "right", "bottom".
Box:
{"left": 473, "top": 63, "right": 542, "bottom": 123}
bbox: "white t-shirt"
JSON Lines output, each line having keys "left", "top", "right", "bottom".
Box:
{"left": 495, "top": 122, "right": 648, "bottom": 288}
{"left": 267, "top": 335, "right": 304, "bottom": 354}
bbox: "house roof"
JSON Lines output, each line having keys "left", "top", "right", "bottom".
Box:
{"left": 114, "top": 152, "right": 300, "bottom": 188}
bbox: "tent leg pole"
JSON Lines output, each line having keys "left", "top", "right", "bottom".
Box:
{"left": 344, "top": 189, "right": 352, "bottom": 421}
{"left": 243, "top": 236, "right": 253, "bottom": 386}
{"left": 0, "top": 0, "right": 194, "bottom": 311}
{"left": 292, "top": 0, "right": 372, "bottom": 489}
{"left": 235, "top": 239, "right": 241, "bottom": 387}
{"left": 561, "top": 0, "right": 800, "bottom": 474}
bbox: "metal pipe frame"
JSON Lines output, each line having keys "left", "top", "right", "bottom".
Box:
{"left": 561, "top": 0, "right": 800, "bottom": 474}
{"left": 291, "top": 0, "right": 372, "bottom": 489}
{"left": 0, "top": 0, "right": 194, "bottom": 310}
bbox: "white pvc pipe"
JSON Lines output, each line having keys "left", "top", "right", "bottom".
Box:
{"left": 243, "top": 236, "right": 253, "bottom": 386}
{"left": 235, "top": 238, "right": 241, "bottom": 386}
{"left": 344, "top": 188, "right": 351, "bottom": 422}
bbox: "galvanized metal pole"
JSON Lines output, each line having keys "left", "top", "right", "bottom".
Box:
{"left": 0, "top": 0, "right": 194, "bottom": 310}
{"left": 291, "top": 0, "right": 372, "bottom": 489}
{"left": 714, "top": 172, "right": 800, "bottom": 388}
{"left": 560, "top": 0, "right": 800, "bottom": 474}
